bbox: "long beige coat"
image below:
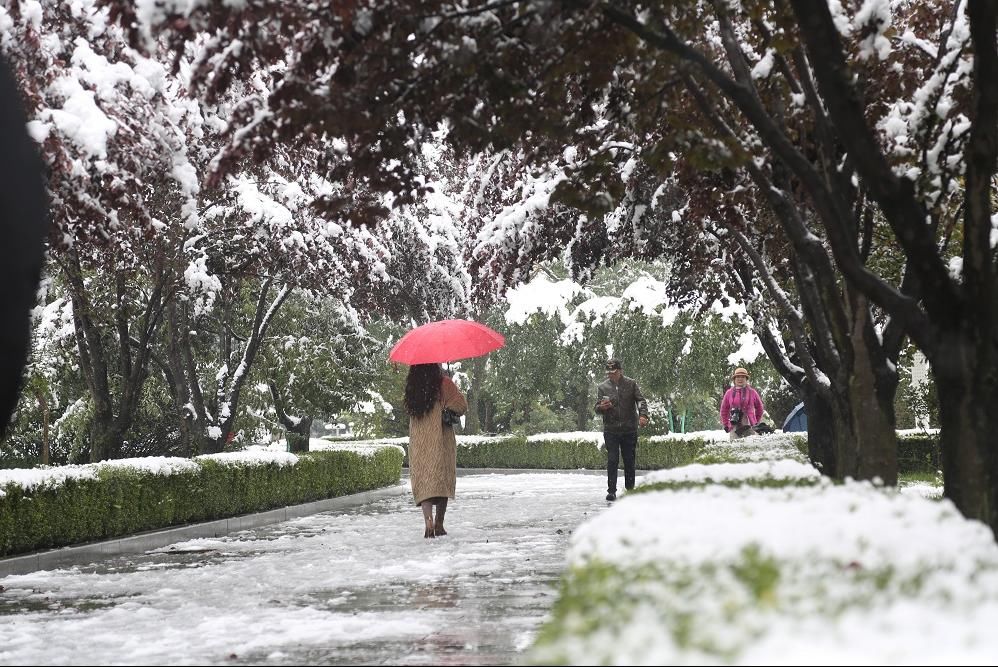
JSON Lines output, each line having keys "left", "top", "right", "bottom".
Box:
{"left": 408, "top": 376, "right": 468, "bottom": 505}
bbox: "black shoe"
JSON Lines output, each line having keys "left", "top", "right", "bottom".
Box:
{"left": 606, "top": 492, "right": 616, "bottom": 501}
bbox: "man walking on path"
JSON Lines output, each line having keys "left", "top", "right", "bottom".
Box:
{"left": 594, "top": 358, "right": 649, "bottom": 501}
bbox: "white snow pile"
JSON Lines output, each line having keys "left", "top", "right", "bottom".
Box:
{"left": 527, "top": 434, "right": 982, "bottom": 665}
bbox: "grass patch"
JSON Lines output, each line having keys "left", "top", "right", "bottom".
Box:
{"left": 527, "top": 545, "right": 955, "bottom": 665}
{"left": 898, "top": 470, "right": 942, "bottom": 485}
{"left": 632, "top": 476, "right": 821, "bottom": 494}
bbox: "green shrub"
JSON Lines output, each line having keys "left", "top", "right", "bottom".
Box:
{"left": 457, "top": 436, "right": 600, "bottom": 469}
{"left": 449, "top": 435, "right": 706, "bottom": 469}
{"left": 632, "top": 476, "right": 820, "bottom": 494}
{"left": 0, "top": 448, "right": 402, "bottom": 557}
{"left": 897, "top": 433, "right": 939, "bottom": 474}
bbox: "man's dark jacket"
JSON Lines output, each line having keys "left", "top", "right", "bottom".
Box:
{"left": 594, "top": 376, "right": 649, "bottom": 433}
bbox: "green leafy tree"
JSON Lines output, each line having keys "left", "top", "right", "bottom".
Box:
{"left": 245, "top": 293, "right": 378, "bottom": 451}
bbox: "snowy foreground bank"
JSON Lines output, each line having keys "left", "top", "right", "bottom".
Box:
{"left": 527, "top": 434, "right": 993, "bottom": 665}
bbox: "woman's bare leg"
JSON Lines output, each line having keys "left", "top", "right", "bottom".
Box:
{"left": 420, "top": 500, "right": 435, "bottom": 538}
{"left": 433, "top": 497, "right": 448, "bottom": 536}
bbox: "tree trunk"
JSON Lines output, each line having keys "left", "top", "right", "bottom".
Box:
{"left": 175, "top": 300, "right": 210, "bottom": 456}
{"left": 61, "top": 250, "right": 166, "bottom": 462}
{"left": 90, "top": 417, "right": 123, "bottom": 463}
{"left": 165, "top": 299, "right": 195, "bottom": 457}
{"left": 464, "top": 355, "right": 487, "bottom": 434}
{"left": 576, "top": 391, "right": 590, "bottom": 431}
{"left": 565, "top": 374, "right": 592, "bottom": 431}
{"left": 800, "top": 338, "right": 897, "bottom": 485}
{"left": 195, "top": 280, "right": 291, "bottom": 455}
{"left": 817, "top": 359, "right": 898, "bottom": 485}
{"left": 269, "top": 379, "right": 312, "bottom": 453}
{"left": 36, "top": 389, "right": 49, "bottom": 465}
{"left": 847, "top": 309, "right": 898, "bottom": 484}
{"left": 481, "top": 398, "right": 494, "bottom": 433}
{"left": 833, "top": 295, "right": 898, "bottom": 485}
{"left": 803, "top": 387, "right": 836, "bottom": 477}
{"left": 934, "top": 336, "right": 991, "bottom": 529}
{"left": 209, "top": 283, "right": 290, "bottom": 452}
{"left": 787, "top": 0, "right": 994, "bottom": 528}
{"left": 286, "top": 416, "right": 313, "bottom": 453}
{"left": 825, "top": 386, "right": 897, "bottom": 485}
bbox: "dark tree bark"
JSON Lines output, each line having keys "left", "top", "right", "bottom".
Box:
{"left": 574, "top": 383, "right": 592, "bottom": 431}
{"left": 683, "top": 39, "right": 901, "bottom": 485}
{"left": 189, "top": 278, "right": 291, "bottom": 454}
{"left": 61, "top": 250, "right": 165, "bottom": 461}
{"left": 463, "top": 354, "right": 487, "bottom": 434}
{"left": 177, "top": 300, "right": 210, "bottom": 456}
{"left": 36, "top": 388, "right": 50, "bottom": 465}
{"left": 269, "top": 379, "right": 312, "bottom": 453}
{"left": 786, "top": 0, "right": 998, "bottom": 530}
{"left": 164, "top": 298, "right": 195, "bottom": 457}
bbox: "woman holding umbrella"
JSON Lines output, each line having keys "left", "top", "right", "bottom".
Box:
{"left": 393, "top": 319, "right": 504, "bottom": 538}
{"left": 404, "top": 363, "right": 468, "bottom": 538}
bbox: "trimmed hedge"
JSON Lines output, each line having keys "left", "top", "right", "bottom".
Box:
{"left": 792, "top": 433, "right": 940, "bottom": 474}
{"left": 898, "top": 433, "right": 939, "bottom": 474}
{"left": 401, "top": 432, "right": 938, "bottom": 474}
{"left": 442, "top": 436, "right": 704, "bottom": 469}
{"left": 0, "top": 448, "right": 403, "bottom": 558}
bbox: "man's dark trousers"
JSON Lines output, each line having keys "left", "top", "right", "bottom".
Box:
{"left": 605, "top": 431, "right": 638, "bottom": 493}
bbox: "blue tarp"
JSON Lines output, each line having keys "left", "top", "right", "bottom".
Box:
{"left": 782, "top": 402, "right": 807, "bottom": 432}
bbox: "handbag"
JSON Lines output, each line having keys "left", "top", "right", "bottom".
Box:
{"left": 442, "top": 408, "right": 461, "bottom": 427}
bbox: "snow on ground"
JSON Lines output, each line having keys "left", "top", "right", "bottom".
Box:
{"left": 526, "top": 435, "right": 988, "bottom": 666}
{"left": 649, "top": 429, "right": 730, "bottom": 442}
{"left": 543, "top": 480, "right": 998, "bottom": 665}
{"left": 269, "top": 438, "right": 407, "bottom": 456}
{"left": 899, "top": 481, "right": 945, "bottom": 500}
{"left": 699, "top": 431, "right": 809, "bottom": 462}
{"left": 641, "top": 458, "right": 821, "bottom": 485}
{"left": 0, "top": 472, "right": 611, "bottom": 665}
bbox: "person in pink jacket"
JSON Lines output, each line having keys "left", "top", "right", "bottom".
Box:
{"left": 720, "top": 367, "right": 765, "bottom": 439}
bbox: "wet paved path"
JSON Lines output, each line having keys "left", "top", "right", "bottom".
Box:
{"left": 0, "top": 472, "right": 621, "bottom": 665}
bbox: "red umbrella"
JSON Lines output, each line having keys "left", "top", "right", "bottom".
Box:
{"left": 389, "top": 319, "right": 505, "bottom": 365}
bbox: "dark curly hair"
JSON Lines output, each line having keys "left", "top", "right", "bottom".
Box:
{"left": 404, "top": 363, "right": 444, "bottom": 418}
